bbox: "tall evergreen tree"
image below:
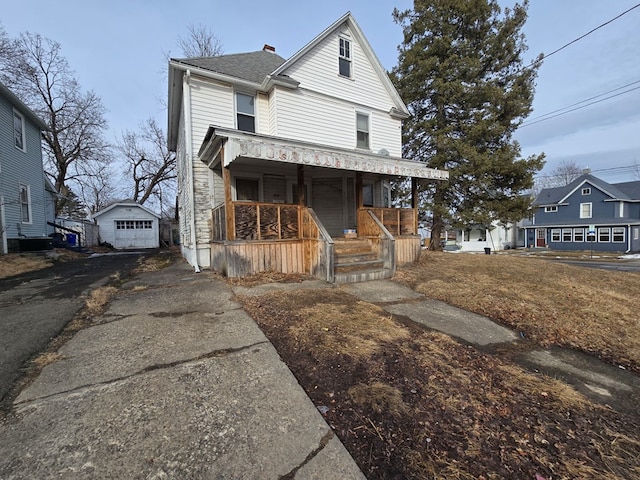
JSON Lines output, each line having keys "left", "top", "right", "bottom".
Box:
{"left": 392, "top": 0, "right": 545, "bottom": 249}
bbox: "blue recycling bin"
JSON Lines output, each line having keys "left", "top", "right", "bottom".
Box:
{"left": 66, "top": 233, "right": 77, "bottom": 246}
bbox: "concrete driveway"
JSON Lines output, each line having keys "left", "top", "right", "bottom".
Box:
{"left": 0, "top": 252, "right": 146, "bottom": 404}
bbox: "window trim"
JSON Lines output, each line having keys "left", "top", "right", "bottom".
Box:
{"left": 562, "top": 228, "right": 572, "bottom": 242}
{"left": 612, "top": 227, "right": 625, "bottom": 243}
{"left": 13, "top": 109, "right": 26, "bottom": 152}
{"left": 634, "top": 227, "right": 639, "bottom": 241}
{"left": 580, "top": 202, "right": 592, "bottom": 219}
{"left": 235, "top": 92, "right": 255, "bottom": 133}
{"left": 551, "top": 229, "right": 561, "bottom": 242}
{"left": 544, "top": 206, "right": 557, "bottom": 213}
{"left": 581, "top": 187, "right": 591, "bottom": 195}
{"left": 573, "top": 228, "right": 584, "bottom": 242}
{"left": 356, "top": 112, "right": 370, "bottom": 149}
{"left": 598, "top": 227, "right": 610, "bottom": 243}
{"left": 338, "top": 36, "right": 352, "bottom": 78}
{"left": 19, "top": 184, "right": 32, "bottom": 224}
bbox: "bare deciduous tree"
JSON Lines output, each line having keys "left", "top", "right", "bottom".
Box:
{"left": 535, "top": 159, "right": 585, "bottom": 193}
{"left": 0, "top": 32, "right": 112, "bottom": 214}
{"left": 117, "top": 118, "right": 176, "bottom": 211}
{"left": 177, "top": 23, "right": 223, "bottom": 58}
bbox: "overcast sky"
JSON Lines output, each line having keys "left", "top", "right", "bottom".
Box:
{"left": 2, "top": 1, "right": 639, "bottom": 184}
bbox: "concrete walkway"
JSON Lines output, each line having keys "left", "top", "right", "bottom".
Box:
{"left": 0, "top": 263, "right": 365, "bottom": 480}
{"left": 340, "top": 280, "right": 640, "bottom": 415}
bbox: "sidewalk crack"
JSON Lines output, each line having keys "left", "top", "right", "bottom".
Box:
{"left": 14, "top": 341, "right": 269, "bottom": 406}
{"left": 278, "top": 429, "right": 334, "bottom": 479}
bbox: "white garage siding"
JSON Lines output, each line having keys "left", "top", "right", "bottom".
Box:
{"left": 93, "top": 204, "right": 160, "bottom": 250}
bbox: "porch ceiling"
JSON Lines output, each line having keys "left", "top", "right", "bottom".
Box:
{"left": 198, "top": 126, "right": 449, "bottom": 181}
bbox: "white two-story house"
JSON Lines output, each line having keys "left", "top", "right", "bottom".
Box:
{"left": 167, "top": 12, "right": 448, "bottom": 282}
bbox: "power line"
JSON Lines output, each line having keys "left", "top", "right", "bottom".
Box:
{"left": 524, "top": 79, "right": 640, "bottom": 123}
{"left": 520, "top": 84, "right": 640, "bottom": 128}
{"left": 522, "top": 3, "right": 640, "bottom": 70}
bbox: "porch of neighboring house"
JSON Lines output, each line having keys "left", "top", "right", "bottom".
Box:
{"left": 199, "top": 128, "right": 448, "bottom": 283}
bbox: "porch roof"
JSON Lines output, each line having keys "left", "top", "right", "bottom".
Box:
{"left": 198, "top": 126, "right": 449, "bottom": 181}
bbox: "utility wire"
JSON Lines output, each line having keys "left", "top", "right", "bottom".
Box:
{"left": 520, "top": 84, "right": 640, "bottom": 128}
{"left": 524, "top": 3, "right": 640, "bottom": 69}
{"left": 524, "top": 79, "right": 640, "bottom": 123}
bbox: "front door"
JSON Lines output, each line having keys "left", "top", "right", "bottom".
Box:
{"left": 312, "top": 178, "right": 344, "bottom": 237}
{"left": 536, "top": 228, "right": 546, "bottom": 247}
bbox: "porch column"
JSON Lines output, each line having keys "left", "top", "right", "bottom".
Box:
{"left": 222, "top": 149, "right": 235, "bottom": 240}
{"left": 355, "top": 172, "right": 363, "bottom": 209}
{"left": 297, "top": 165, "right": 305, "bottom": 206}
{"left": 411, "top": 177, "right": 418, "bottom": 235}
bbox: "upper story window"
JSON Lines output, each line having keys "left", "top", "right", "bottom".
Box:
{"left": 236, "top": 93, "right": 255, "bottom": 133}
{"left": 339, "top": 37, "right": 351, "bottom": 78}
{"left": 580, "top": 202, "right": 592, "bottom": 219}
{"left": 582, "top": 187, "right": 591, "bottom": 195}
{"left": 356, "top": 112, "right": 369, "bottom": 149}
{"left": 19, "top": 184, "right": 31, "bottom": 223}
{"left": 14, "top": 110, "right": 25, "bottom": 151}
{"left": 544, "top": 206, "right": 557, "bottom": 213}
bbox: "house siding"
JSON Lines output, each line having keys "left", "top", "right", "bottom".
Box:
{"left": 273, "top": 87, "right": 401, "bottom": 156}
{"left": 532, "top": 178, "right": 640, "bottom": 252}
{"left": 283, "top": 25, "right": 394, "bottom": 112}
{"left": 0, "top": 91, "right": 49, "bottom": 246}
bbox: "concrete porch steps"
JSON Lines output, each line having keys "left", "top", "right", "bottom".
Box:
{"left": 333, "top": 238, "right": 391, "bottom": 283}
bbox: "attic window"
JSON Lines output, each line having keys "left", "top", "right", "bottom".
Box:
{"left": 339, "top": 37, "right": 351, "bottom": 78}
{"left": 582, "top": 187, "right": 591, "bottom": 195}
{"left": 236, "top": 93, "right": 255, "bottom": 133}
{"left": 13, "top": 110, "right": 25, "bottom": 151}
{"left": 544, "top": 206, "right": 557, "bottom": 212}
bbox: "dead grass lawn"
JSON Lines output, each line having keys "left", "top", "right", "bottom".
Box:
{"left": 241, "top": 288, "right": 640, "bottom": 479}
{"left": 395, "top": 252, "right": 640, "bottom": 373}
{"left": 0, "top": 254, "right": 51, "bottom": 279}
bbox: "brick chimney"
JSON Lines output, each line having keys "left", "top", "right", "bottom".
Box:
{"left": 263, "top": 44, "right": 276, "bottom": 53}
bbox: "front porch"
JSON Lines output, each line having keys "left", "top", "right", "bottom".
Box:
{"left": 197, "top": 127, "right": 448, "bottom": 283}
{"left": 210, "top": 201, "right": 421, "bottom": 283}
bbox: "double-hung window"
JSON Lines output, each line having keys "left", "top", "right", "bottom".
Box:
{"left": 236, "top": 93, "right": 255, "bottom": 133}
{"left": 14, "top": 110, "right": 25, "bottom": 151}
{"left": 580, "top": 202, "right": 592, "bottom": 219}
{"left": 598, "top": 227, "right": 610, "bottom": 243}
{"left": 612, "top": 227, "right": 625, "bottom": 243}
{"left": 339, "top": 37, "right": 351, "bottom": 77}
{"left": 573, "top": 228, "right": 584, "bottom": 242}
{"left": 551, "top": 229, "right": 561, "bottom": 242}
{"left": 562, "top": 229, "right": 572, "bottom": 242}
{"left": 19, "top": 184, "right": 31, "bottom": 223}
{"left": 356, "top": 112, "right": 369, "bottom": 149}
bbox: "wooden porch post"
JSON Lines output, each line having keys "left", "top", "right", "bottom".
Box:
{"left": 411, "top": 177, "right": 418, "bottom": 235}
{"left": 356, "top": 172, "right": 363, "bottom": 209}
{"left": 222, "top": 149, "right": 235, "bottom": 240}
{"left": 297, "top": 165, "right": 305, "bottom": 206}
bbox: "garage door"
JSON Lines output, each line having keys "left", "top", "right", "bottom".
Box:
{"left": 114, "top": 220, "right": 156, "bottom": 249}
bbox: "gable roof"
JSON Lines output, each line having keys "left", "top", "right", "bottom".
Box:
{"left": 175, "top": 51, "right": 286, "bottom": 85}
{"left": 0, "top": 81, "right": 48, "bottom": 131}
{"left": 92, "top": 202, "right": 160, "bottom": 219}
{"left": 168, "top": 12, "right": 410, "bottom": 149}
{"left": 271, "top": 12, "right": 410, "bottom": 118}
{"left": 535, "top": 173, "right": 640, "bottom": 206}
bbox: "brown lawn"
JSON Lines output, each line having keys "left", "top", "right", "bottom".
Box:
{"left": 395, "top": 252, "right": 640, "bottom": 374}
{"left": 238, "top": 252, "right": 640, "bottom": 479}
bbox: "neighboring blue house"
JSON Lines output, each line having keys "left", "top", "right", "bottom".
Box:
{"left": 523, "top": 173, "right": 640, "bottom": 252}
{"left": 0, "top": 81, "right": 54, "bottom": 253}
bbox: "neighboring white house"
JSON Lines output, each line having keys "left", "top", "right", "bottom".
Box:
{"left": 167, "top": 12, "right": 448, "bottom": 281}
{"left": 93, "top": 203, "right": 160, "bottom": 249}
{"left": 453, "top": 222, "right": 521, "bottom": 252}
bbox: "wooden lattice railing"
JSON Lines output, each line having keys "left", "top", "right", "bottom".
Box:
{"left": 361, "top": 208, "right": 417, "bottom": 236}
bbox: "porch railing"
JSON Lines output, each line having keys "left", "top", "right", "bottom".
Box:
{"left": 357, "top": 209, "right": 396, "bottom": 275}
{"left": 301, "top": 208, "right": 334, "bottom": 283}
{"left": 363, "top": 207, "right": 417, "bottom": 236}
{"left": 220, "top": 201, "right": 301, "bottom": 241}
{"left": 211, "top": 203, "right": 226, "bottom": 241}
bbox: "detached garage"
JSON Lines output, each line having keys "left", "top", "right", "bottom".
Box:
{"left": 93, "top": 203, "right": 160, "bottom": 249}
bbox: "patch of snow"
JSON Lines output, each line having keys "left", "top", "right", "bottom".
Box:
{"left": 619, "top": 253, "right": 640, "bottom": 260}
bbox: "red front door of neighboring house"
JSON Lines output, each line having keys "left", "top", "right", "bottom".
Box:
{"left": 536, "top": 228, "right": 546, "bottom": 247}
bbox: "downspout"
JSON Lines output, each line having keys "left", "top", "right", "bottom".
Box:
{"left": 184, "top": 69, "right": 200, "bottom": 272}
{"left": 627, "top": 224, "right": 631, "bottom": 253}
